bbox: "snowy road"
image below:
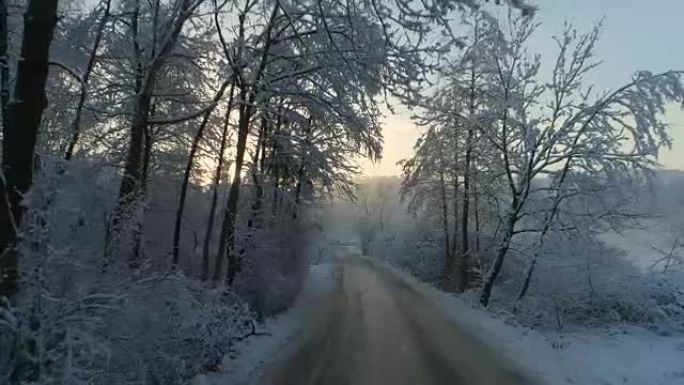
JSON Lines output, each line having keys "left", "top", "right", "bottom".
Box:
{"left": 259, "top": 256, "right": 535, "bottom": 385}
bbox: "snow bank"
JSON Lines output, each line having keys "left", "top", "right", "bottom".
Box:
{"left": 367, "top": 257, "right": 684, "bottom": 385}
{"left": 196, "top": 261, "right": 337, "bottom": 385}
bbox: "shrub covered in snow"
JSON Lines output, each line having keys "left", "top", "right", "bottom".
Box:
{"left": 0, "top": 159, "right": 311, "bottom": 384}
{"left": 350, "top": 175, "right": 684, "bottom": 333}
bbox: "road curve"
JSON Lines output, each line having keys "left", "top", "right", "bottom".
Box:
{"left": 259, "top": 256, "right": 534, "bottom": 385}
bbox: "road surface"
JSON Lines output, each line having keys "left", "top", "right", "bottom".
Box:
{"left": 260, "top": 256, "right": 534, "bottom": 385}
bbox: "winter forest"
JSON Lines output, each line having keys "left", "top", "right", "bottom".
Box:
{"left": 0, "top": 0, "right": 683, "bottom": 384}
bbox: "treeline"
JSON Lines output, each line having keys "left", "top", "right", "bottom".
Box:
{"left": 0, "top": 0, "right": 505, "bottom": 383}
{"left": 0, "top": 0, "right": 546, "bottom": 382}
{"left": 0, "top": 0, "right": 425, "bottom": 301}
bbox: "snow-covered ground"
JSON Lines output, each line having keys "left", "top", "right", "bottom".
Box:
{"left": 198, "top": 255, "right": 683, "bottom": 385}
{"left": 195, "top": 262, "right": 337, "bottom": 385}
{"left": 373, "top": 258, "right": 684, "bottom": 385}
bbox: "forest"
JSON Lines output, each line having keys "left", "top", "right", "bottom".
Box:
{"left": 0, "top": 0, "right": 683, "bottom": 384}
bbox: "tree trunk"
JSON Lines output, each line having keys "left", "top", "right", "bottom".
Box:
{"left": 131, "top": 122, "right": 153, "bottom": 262}
{"left": 459, "top": 126, "right": 473, "bottom": 292}
{"left": 474, "top": 178, "right": 481, "bottom": 257}
{"left": 0, "top": 0, "right": 9, "bottom": 128}
{"left": 292, "top": 116, "right": 313, "bottom": 220}
{"left": 172, "top": 79, "right": 229, "bottom": 266}
{"left": 213, "top": 3, "right": 279, "bottom": 285}
{"left": 110, "top": 88, "right": 152, "bottom": 234}
{"left": 0, "top": 0, "right": 59, "bottom": 301}
{"left": 268, "top": 106, "right": 284, "bottom": 225}
{"left": 479, "top": 214, "right": 516, "bottom": 307}
{"left": 202, "top": 80, "right": 236, "bottom": 281}
{"left": 105, "top": 0, "right": 146, "bottom": 256}
{"left": 439, "top": 171, "right": 452, "bottom": 287}
{"left": 213, "top": 88, "right": 253, "bottom": 284}
{"left": 248, "top": 117, "right": 267, "bottom": 229}
{"left": 450, "top": 174, "right": 459, "bottom": 256}
{"left": 64, "top": 0, "right": 111, "bottom": 160}
{"left": 293, "top": 167, "right": 305, "bottom": 220}
{"left": 108, "top": 0, "right": 195, "bottom": 261}
{"left": 450, "top": 124, "right": 459, "bottom": 259}
{"left": 516, "top": 258, "right": 537, "bottom": 303}
{"left": 458, "top": 54, "right": 478, "bottom": 292}
{"left": 516, "top": 162, "right": 572, "bottom": 303}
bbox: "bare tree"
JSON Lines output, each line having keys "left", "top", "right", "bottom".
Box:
{"left": 0, "top": 0, "right": 60, "bottom": 301}
{"left": 201, "top": 79, "right": 236, "bottom": 280}
{"left": 477, "top": 18, "right": 683, "bottom": 306}
{"left": 0, "top": 0, "right": 8, "bottom": 129}
{"left": 63, "top": 0, "right": 112, "bottom": 161}
{"left": 107, "top": 0, "right": 205, "bottom": 262}
{"left": 401, "top": 127, "right": 456, "bottom": 285}
{"left": 171, "top": 79, "right": 230, "bottom": 267}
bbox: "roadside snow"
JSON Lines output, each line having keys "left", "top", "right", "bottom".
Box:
{"left": 195, "top": 262, "right": 337, "bottom": 385}
{"left": 369, "top": 257, "right": 684, "bottom": 385}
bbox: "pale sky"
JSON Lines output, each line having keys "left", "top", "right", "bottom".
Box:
{"left": 362, "top": 0, "right": 684, "bottom": 176}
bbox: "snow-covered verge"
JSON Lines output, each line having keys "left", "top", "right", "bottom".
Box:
{"left": 196, "top": 261, "right": 337, "bottom": 385}
{"left": 0, "top": 161, "right": 321, "bottom": 385}
{"left": 368, "top": 257, "right": 684, "bottom": 385}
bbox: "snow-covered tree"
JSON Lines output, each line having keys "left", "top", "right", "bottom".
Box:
{"left": 401, "top": 10, "right": 684, "bottom": 308}
{"left": 402, "top": 11, "right": 498, "bottom": 290}
{"left": 476, "top": 16, "right": 683, "bottom": 306}
{"left": 0, "top": 0, "right": 60, "bottom": 301}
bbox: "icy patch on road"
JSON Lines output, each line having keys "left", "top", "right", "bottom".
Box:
{"left": 366, "top": 257, "right": 684, "bottom": 385}
{"left": 195, "top": 262, "right": 337, "bottom": 385}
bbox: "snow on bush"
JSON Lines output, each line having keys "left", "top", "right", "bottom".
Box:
{"left": 94, "top": 272, "right": 256, "bottom": 384}
{"left": 0, "top": 159, "right": 309, "bottom": 384}
{"left": 233, "top": 218, "right": 310, "bottom": 321}
{"left": 365, "top": 189, "right": 684, "bottom": 333}
{"left": 503, "top": 233, "right": 684, "bottom": 333}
